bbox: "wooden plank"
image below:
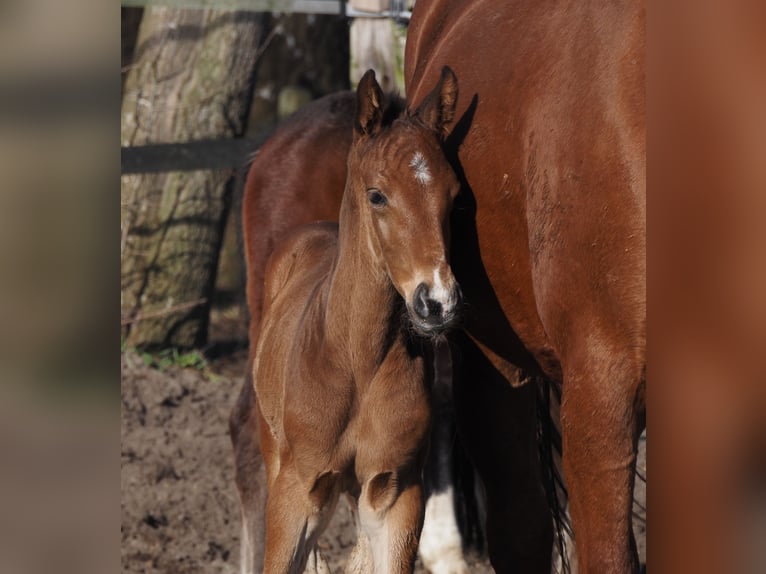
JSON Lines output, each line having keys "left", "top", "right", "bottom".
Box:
{"left": 121, "top": 134, "right": 272, "bottom": 174}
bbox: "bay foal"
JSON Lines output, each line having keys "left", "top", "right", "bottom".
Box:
{"left": 253, "top": 68, "right": 461, "bottom": 574}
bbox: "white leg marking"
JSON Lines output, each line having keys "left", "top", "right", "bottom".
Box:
{"left": 418, "top": 487, "right": 469, "bottom": 574}
{"left": 240, "top": 504, "right": 266, "bottom": 574}
{"left": 357, "top": 498, "right": 393, "bottom": 574}
{"left": 346, "top": 528, "right": 374, "bottom": 574}
{"left": 240, "top": 517, "right": 255, "bottom": 574}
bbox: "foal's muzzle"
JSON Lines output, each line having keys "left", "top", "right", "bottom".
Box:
{"left": 409, "top": 281, "right": 462, "bottom": 336}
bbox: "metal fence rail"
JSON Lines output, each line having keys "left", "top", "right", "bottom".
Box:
{"left": 120, "top": 0, "right": 412, "bottom": 20}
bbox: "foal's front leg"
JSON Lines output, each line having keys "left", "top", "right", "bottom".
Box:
{"left": 263, "top": 464, "right": 340, "bottom": 574}
{"left": 351, "top": 471, "right": 425, "bottom": 574}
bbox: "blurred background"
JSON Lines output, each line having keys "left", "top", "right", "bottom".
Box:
{"left": 2, "top": 1, "right": 419, "bottom": 573}
{"left": 0, "top": 1, "right": 116, "bottom": 573}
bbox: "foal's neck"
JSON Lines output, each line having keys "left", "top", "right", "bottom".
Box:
{"left": 325, "top": 188, "right": 402, "bottom": 377}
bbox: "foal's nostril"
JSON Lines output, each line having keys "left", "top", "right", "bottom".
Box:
{"left": 426, "top": 298, "right": 442, "bottom": 317}
{"left": 413, "top": 283, "right": 430, "bottom": 319}
{"left": 413, "top": 282, "right": 442, "bottom": 320}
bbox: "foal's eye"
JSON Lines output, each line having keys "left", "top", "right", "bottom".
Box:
{"left": 366, "top": 188, "right": 388, "bottom": 207}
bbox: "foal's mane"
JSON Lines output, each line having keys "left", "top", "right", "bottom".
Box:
{"left": 366, "top": 91, "right": 407, "bottom": 131}
{"left": 363, "top": 89, "right": 453, "bottom": 140}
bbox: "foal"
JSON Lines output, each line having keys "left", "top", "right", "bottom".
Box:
{"left": 253, "top": 67, "right": 461, "bottom": 574}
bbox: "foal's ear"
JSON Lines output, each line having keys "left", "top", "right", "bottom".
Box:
{"left": 413, "top": 66, "right": 459, "bottom": 139}
{"left": 354, "top": 69, "right": 384, "bottom": 138}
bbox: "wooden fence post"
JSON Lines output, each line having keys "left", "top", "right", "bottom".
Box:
{"left": 349, "top": 0, "right": 407, "bottom": 92}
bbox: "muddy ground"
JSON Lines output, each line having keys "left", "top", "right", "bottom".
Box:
{"left": 121, "top": 307, "right": 645, "bottom": 574}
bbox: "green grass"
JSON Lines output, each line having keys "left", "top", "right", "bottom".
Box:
{"left": 121, "top": 342, "right": 209, "bottom": 373}
{"left": 150, "top": 348, "right": 207, "bottom": 371}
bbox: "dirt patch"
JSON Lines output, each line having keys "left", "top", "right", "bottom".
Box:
{"left": 120, "top": 349, "right": 491, "bottom": 574}
{"left": 121, "top": 345, "right": 643, "bottom": 573}
{"left": 121, "top": 352, "right": 242, "bottom": 574}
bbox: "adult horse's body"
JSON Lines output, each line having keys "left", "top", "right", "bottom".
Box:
{"left": 241, "top": 69, "right": 466, "bottom": 573}
{"left": 405, "top": 2, "right": 646, "bottom": 573}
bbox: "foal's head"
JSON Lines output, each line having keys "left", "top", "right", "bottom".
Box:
{"left": 348, "top": 67, "right": 462, "bottom": 337}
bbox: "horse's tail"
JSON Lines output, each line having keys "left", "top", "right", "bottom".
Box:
{"left": 536, "top": 374, "right": 575, "bottom": 574}
{"left": 451, "top": 423, "right": 487, "bottom": 553}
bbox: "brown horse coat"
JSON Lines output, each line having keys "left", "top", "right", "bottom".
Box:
{"left": 253, "top": 69, "right": 462, "bottom": 574}
{"left": 232, "top": 88, "right": 480, "bottom": 574}
{"left": 231, "top": 93, "right": 353, "bottom": 574}
{"left": 405, "top": 2, "right": 645, "bottom": 573}
{"left": 242, "top": 93, "right": 354, "bottom": 346}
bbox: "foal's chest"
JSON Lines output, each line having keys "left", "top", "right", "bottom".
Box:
{"left": 283, "top": 349, "right": 432, "bottom": 479}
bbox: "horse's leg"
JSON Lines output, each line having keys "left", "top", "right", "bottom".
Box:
{"left": 419, "top": 488, "right": 468, "bottom": 574}
{"left": 354, "top": 472, "right": 424, "bottom": 574}
{"left": 452, "top": 334, "right": 552, "bottom": 574}
{"left": 230, "top": 368, "right": 268, "bottom": 574}
{"left": 560, "top": 352, "right": 643, "bottom": 574}
{"left": 262, "top": 461, "right": 340, "bottom": 574}
{"left": 419, "top": 342, "right": 469, "bottom": 574}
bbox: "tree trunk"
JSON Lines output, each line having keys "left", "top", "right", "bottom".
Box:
{"left": 214, "top": 13, "right": 350, "bottom": 340}
{"left": 121, "top": 8, "right": 267, "bottom": 349}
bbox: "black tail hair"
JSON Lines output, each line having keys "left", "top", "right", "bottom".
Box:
{"left": 452, "top": 426, "right": 486, "bottom": 553}
{"left": 536, "top": 374, "right": 574, "bottom": 574}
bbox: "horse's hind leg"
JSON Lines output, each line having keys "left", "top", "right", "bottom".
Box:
{"left": 419, "top": 483, "right": 468, "bottom": 574}
{"left": 230, "top": 373, "right": 268, "bottom": 574}
{"left": 263, "top": 465, "right": 340, "bottom": 574}
{"left": 560, "top": 351, "right": 643, "bottom": 574}
{"left": 452, "top": 334, "right": 552, "bottom": 574}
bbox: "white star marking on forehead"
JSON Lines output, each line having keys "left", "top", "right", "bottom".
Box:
{"left": 410, "top": 151, "right": 432, "bottom": 185}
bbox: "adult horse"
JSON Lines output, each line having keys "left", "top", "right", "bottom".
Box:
{"left": 231, "top": 88, "right": 479, "bottom": 574}
{"left": 405, "top": 2, "right": 646, "bottom": 573}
